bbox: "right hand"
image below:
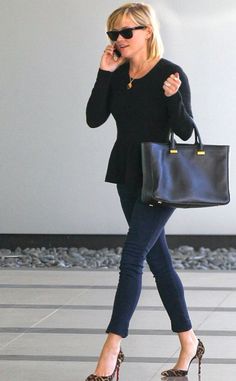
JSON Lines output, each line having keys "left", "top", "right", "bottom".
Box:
{"left": 99, "top": 44, "right": 124, "bottom": 72}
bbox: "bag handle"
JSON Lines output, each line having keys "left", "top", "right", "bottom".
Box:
{"left": 169, "top": 126, "right": 205, "bottom": 155}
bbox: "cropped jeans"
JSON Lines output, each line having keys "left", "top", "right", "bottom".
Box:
{"left": 106, "top": 183, "right": 192, "bottom": 338}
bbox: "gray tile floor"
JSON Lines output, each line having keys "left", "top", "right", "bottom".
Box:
{"left": 0, "top": 268, "right": 236, "bottom": 380}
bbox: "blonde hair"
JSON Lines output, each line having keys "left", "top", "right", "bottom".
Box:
{"left": 106, "top": 2, "right": 164, "bottom": 61}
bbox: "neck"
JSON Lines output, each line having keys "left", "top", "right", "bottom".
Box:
{"left": 129, "top": 49, "right": 149, "bottom": 72}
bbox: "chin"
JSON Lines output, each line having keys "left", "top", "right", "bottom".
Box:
{"left": 119, "top": 48, "right": 132, "bottom": 58}
{"left": 122, "top": 52, "right": 132, "bottom": 59}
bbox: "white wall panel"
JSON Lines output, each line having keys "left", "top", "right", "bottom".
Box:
{"left": 0, "top": 1, "right": 234, "bottom": 234}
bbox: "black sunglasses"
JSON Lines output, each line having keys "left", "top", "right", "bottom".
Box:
{"left": 106, "top": 26, "right": 146, "bottom": 41}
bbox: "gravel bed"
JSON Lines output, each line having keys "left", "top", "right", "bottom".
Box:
{"left": 0, "top": 246, "right": 236, "bottom": 270}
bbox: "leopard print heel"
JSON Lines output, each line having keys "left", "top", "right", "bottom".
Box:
{"left": 161, "top": 338, "right": 205, "bottom": 378}
{"left": 196, "top": 338, "right": 205, "bottom": 374}
{"left": 85, "top": 349, "right": 125, "bottom": 381}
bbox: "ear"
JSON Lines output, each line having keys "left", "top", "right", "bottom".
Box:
{"left": 145, "top": 25, "right": 153, "bottom": 40}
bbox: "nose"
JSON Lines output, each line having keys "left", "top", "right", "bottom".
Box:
{"left": 116, "top": 33, "right": 125, "bottom": 42}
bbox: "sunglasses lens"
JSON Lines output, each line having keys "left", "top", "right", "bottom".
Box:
{"left": 120, "top": 29, "right": 133, "bottom": 39}
{"left": 107, "top": 27, "right": 140, "bottom": 41}
{"left": 107, "top": 31, "right": 118, "bottom": 41}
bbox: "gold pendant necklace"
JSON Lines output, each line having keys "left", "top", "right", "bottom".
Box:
{"left": 127, "top": 60, "right": 148, "bottom": 90}
{"left": 127, "top": 77, "right": 135, "bottom": 89}
{"left": 127, "top": 58, "right": 160, "bottom": 90}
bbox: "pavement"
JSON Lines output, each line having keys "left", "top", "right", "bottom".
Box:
{"left": 0, "top": 268, "right": 235, "bottom": 380}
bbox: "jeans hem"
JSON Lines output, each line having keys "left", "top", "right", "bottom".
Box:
{"left": 172, "top": 323, "right": 192, "bottom": 333}
{"left": 105, "top": 328, "right": 128, "bottom": 339}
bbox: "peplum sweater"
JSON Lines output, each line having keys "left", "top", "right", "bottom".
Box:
{"left": 86, "top": 58, "right": 196, "bottom": 189}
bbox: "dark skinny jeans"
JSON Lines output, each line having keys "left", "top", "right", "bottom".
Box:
{"left": 106, "top": 183, "right": 192, "bottom": 338}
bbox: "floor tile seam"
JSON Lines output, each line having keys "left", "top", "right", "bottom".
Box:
{"left": 0, "top": 315, "right": 56, "bottom": 352}
{"left": 0, "top": 284, "right": 236, "bottom": 291}
{"left": 0, "top": 303, "right": 236, "bottom": 313}
{"left": 0, "top": 328, "right": 235, "bottom": 336}
{"left": 217, "top": 289, "right": 235, "bottom": 309}
{"left": 0, "top": 291, "right": 85, "bottom": 351}
{"left": 0, "top": 331, "right": 26, "bottom": 353}
{"left": 188, "top": 291, "right": 231, "bottom": 333}
{"left": 194, "top": 289, "right": 234, "bottom": 333}
{"left": 0, "top": 304, "right": 235, "bottom": 312}
{"left": 0, "top": 355, "right": 235, "bottom": 364}
{"left": 21, "top": 289, "right": 92, "bottom": 331}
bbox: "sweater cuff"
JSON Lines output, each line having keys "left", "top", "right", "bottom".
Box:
{"left": 95, "top": 69, "right": 113, "bottom": 85}
{"left": 165, "top": 91, "right": 182, "bottom": 108}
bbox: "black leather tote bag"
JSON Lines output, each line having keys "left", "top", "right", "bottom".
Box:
{"left": 141, "top": 126, "right": 230, "bottom": 208}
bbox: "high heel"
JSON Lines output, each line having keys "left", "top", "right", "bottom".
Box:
{"left": 161, "top": 338, "right": 205, "bottom": 377}
{"left": 85, "top": 349, "right": 125, "bottom": 381}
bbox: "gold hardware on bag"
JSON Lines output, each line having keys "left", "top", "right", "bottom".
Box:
{"left": 169, "top": 149, "right": 178, "bottom": 154}
{"left": 197, "top": 150, "right": 205, "bottom": 155}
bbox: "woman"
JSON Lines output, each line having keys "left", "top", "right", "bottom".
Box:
{"left": 85, "top": 3, "right": 205, "bottom": 380}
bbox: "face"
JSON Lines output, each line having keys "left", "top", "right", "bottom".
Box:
{"left": 112, "top": 15, "right": 152, "bottom": 59}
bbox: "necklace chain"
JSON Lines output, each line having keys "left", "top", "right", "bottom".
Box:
{"left": 127, "top": 60, "right": 148, "bottom": 90}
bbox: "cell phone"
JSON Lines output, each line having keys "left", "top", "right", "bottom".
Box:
{"left": 113, "top": 47, "right": 121, "bottom": 58}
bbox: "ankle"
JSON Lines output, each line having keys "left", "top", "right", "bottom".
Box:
{"left": 102, "top": 334, "right": 122, "bottom": 353}
{"left": 106, "top": 333, "right": 122, "bottom": 346}
{"left": 178, "top": 331, "right": 198, "bottom": 350}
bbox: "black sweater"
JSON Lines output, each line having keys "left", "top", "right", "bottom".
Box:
{"left": 86, "top": 58, "right": 196, "bottom": 189}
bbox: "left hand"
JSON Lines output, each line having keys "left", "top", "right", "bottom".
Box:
{"left": 163, "top": 72, "right": 181, "bottom": 97}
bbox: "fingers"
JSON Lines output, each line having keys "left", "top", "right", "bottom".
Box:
{"left": 165, "top": 74, "right": 181, "bottom": 87}
{"left": 100, "top": 44, "right": 123, "bottom": 71}
{"left": 103, "top": 44, "right": 115, "bottom": 55}
{"left": 103, "top": 45, "right": 119, "bottom": 61}
{"left": 163, "top": 72, "right": 181, "bottom": 96}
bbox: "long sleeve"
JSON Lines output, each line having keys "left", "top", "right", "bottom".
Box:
{"left": 87, "top": 58, "right": 198, "bottom": 189}
{"left": 86, "top": 69, "right": 113, "bottom": 128}
{"left": 165, "top": 67, "right": 196, "bottom": 141}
